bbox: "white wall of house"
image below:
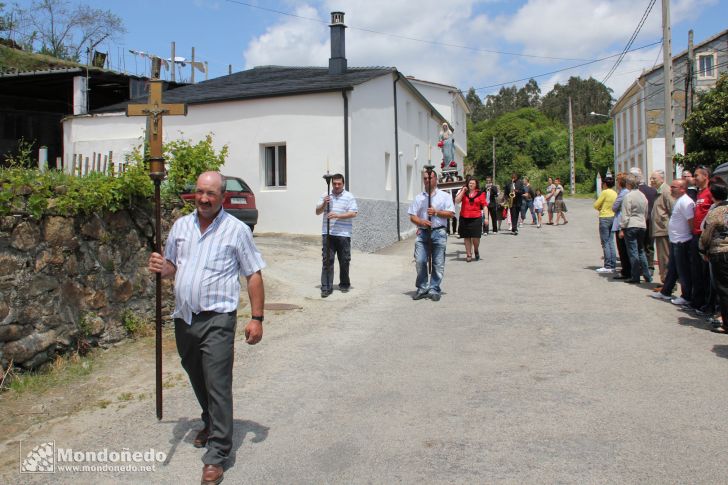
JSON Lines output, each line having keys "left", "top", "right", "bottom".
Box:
{"left": 407, "top": 80, "right": 467, "bottom": 164}
{"left": 63, "top": 92, "right": 345, "bottom": 235}
{"left": 62, "top": 75, "right": 453, "bottom": 240}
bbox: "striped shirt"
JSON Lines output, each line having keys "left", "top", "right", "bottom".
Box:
{"left": 164, "top": 209, "right": 266, "bottom": 325}
{"left": 408, "top": 189, "right": 456, "bottom": 229}
{"left": 319, "top": 189, "right": 358, "bottom": 237}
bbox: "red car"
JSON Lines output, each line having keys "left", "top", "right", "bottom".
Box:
{"left": 181, "top": 175, "right": 258, "bottom": 231}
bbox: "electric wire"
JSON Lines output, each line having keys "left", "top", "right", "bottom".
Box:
{"left": 601, "top": 0, "right": 657, "bottom": 85}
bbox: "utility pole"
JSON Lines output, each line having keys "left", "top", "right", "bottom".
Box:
{"left": 191, "top": 47, "right": 196, "bottom": 84}
{"left": 568, "top": 96, "right": 575, "bottom": 195}
{"left": 170, "top": 41, "right": 176, "bottom": 82}
{"left": 686, "top": 30, "right": 695, "bottom": 117}
{"left": 492, "top": 136, "right": 496, "bottom": 181}
{"left": 662, "top": 0, "right": 675, "bottom": 182}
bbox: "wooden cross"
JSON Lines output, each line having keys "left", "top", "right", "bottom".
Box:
{"left": 126, "top": 80, "right": 187, "bottom": 176}
{"left": 125, "top": 77, "right": 186, "bottom": 421}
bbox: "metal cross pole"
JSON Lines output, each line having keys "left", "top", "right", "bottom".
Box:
{"left": 126, "top": 63, "right": 187, "bottom": 420}
{"left": 323, "top": 172, "right": 333, "bottom": 294}
{"left": 423, "top": 164, "right": 435, "bottom": 274}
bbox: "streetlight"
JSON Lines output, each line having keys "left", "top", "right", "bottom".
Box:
{"left": 589, "top": 111, "right": 610, "bottom": 118}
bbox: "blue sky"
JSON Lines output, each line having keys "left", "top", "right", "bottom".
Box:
{"left": 39, "top": 0, "right": 728, "bottom": 99}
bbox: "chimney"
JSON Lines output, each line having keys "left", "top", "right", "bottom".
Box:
{"left": 328, "top": 11, "right": 347, "bottom": 75}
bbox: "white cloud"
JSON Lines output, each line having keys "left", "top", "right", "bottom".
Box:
{"left": 241, "top": 0, "right": 718, "bottom": 100}
{"left": 243, "top": 0, "right": 499, "bottom": 89}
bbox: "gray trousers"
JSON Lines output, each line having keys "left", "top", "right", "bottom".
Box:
{"left": 175, "top": 310, "right": 237, "bottom": 465}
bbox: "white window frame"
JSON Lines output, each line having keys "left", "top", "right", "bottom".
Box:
{"left": 697, "top": 52, "right": 717, "bottom": 79}
{"left": 262, "top": 143, "right": 287, "bottom": 189}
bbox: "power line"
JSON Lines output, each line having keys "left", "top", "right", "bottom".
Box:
{"left": 601, "top": 0, "right": 657, "bottom": 85}
{"left": 469, "top": 40, "right": 662, "bottom": 92}
{"left": 224, "top": 0, "right": 600, "bottom": 62}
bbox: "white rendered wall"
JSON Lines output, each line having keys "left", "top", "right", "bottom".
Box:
{"left": 63, "top": 92, "right": 345, "bottom": 235}
{"left": 407, "top": 80, "right": 467, "bottom": 161}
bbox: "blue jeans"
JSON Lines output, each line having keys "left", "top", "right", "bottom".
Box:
{"left": 624, "top": 227, "right": 651, "bottom": 282}
{"left": 520, "top": 199, "right": 536, "bottom": 223}
{"left": 661, "top": 241, "right": 692, "bottom": 298}
{"left": 599, "top": 217, "right": 616, "bottom": 269}
{"left": 414, "top": 227, "right": 447, "bottom": 295}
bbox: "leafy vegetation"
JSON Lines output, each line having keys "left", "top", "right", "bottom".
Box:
{"left": 121, "top": 309, "right": 153, "bottom": 338}
{"left": 466, "top": 108, "right": 613, "bottom": 192}
{"left": 679, "top": 73, "right": 728, "bottom": 169}
{"left": 0, "top": 134, "right": 228, "bottom": 219}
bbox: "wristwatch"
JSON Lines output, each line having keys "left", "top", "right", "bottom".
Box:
{"left": 251, "top": 315, "right": 264, "bottom": 322}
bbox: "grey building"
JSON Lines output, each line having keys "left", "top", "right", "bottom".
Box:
{"left": 610, "top": 28, "right": 727, "bottom": 176}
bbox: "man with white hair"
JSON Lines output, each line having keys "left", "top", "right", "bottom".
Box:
{"left": 630, "top": 167, "right": 658, "bottom": 273}
{"left": 650, "top": 169, "right": 674, "bottom": 287}
{"left": 619, "top": 174, "right": 652, "bottom": 284}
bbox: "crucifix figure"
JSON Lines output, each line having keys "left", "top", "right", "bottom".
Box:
{"left": 127, "top": 79, "right": 187, "bottom": 177}
{"left": 126, "top": 69, "right": 187, "bottom": 420}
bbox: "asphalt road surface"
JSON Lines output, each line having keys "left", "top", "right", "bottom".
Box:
{"left": 7, "top": 199, "right": 728, "bottom": 484}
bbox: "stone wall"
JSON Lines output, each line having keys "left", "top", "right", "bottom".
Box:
{"left": 352, "top": 199, "right": 415, "bottom": 253}
{"left": 0, "top": 208, "right": 175, "bottom": 370}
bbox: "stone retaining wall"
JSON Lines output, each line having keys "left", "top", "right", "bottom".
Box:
{"left": 0, "top": 208, "right": 177, "bottom": 370}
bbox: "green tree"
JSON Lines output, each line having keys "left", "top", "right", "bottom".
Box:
{"left": 681, "top": 73, "right": 728, "bottom": 169}
{"left": 12, "top": 0, "right": 125, "bottom": 61}
{"left": 465, "top": 87, "right": 487, "bottom": 124}
{"left": 541, "top": 76, "right": 612, "bottom": 127}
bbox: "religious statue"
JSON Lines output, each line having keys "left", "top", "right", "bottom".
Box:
{"left": 438, "top": 122, "right": 456, "bottom": 170}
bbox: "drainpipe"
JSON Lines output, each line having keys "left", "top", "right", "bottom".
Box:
{"left": 342, "top": 89, "right": 350, "bottom": 190}
{"left": 393, "top": 73, "right": 401, "bottom": 241}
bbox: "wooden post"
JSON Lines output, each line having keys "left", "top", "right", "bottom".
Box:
{"left": 662, "top": 0, "right": 675, "bottom": 183}
{"left": 84, "top": 157, "right": 89, "bottom": 175}
{"left": 102, "top": 155, "right": 107, "bottom": 174}
{"left": 108, "top": 151, "right": 114, "bottom": 175}
{"left": 191, "top": 47, "right": 195, "bottom": 83}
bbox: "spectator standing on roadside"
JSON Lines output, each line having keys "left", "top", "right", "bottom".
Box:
{"left": 619, "top": 174, "right": 652, "bottom": 284}
{"left": 594, "top": 176, "right": 617, "bottom": 273}
{"left": 689, "top": 166, "right": 714, "bottom": 312}
{"left": 612, "top": 173, "right": 632, "bottom": 280}
{"left": 650, "top": 170, "right": 674, "bottom": 289}
{"left": 650, "top": 179, "right": 695, "bottom": 304}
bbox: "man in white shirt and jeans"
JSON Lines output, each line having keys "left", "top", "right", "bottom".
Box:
{"left": 651, "top": 178, "right": 695, "bottom": 304}
{"left": 408, "top": 170, "right": 455, "bottom": 301}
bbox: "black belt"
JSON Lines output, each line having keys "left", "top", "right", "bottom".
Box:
{"left": 431, "top": 226, "right": 446, "bottom": 231}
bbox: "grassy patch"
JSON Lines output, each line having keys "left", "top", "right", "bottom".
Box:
{"left": 121, "top": 310, "right": 154, "bottom": 338}
{"left": 4, "top": 353, "right": 94, "bottom": 395}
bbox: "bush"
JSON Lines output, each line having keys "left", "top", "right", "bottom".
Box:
{"left": 0, "top": 133, "right": 228, "bottom": 218}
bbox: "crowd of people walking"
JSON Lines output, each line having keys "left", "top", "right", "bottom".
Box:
{"left": 593, "top": 166, "right": 728, "bottom": 334}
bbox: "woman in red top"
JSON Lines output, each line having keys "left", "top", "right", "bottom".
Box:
{"left": 455, "top": 176, "right": 488, "bottom": 262}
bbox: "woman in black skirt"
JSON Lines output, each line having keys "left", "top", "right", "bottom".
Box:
{"left": 455, "top": 176, "right": 487, "bottom": 262}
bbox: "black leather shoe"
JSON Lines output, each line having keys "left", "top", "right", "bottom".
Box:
{"left": 193, "top": 428, "right": 209, "bottom": 448}
{"left": 612, "top": 275, "right": 630, "bottom": 280}
{"left": 321, "top": 290, "right": 332, "bottom": 298}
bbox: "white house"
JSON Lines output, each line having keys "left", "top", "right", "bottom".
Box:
{"left": 610, "top": 28, "right": 727, "bottom": 177}
{"left": 62, "top": 12, "right": 467, "bottom": 252}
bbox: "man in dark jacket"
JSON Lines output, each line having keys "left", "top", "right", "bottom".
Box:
{"left": 631, "top": 167, "right": 658, "bottom": 270}
{"left": 483, "top": 176, "right": 499, "bottom": 234}
{"left": 503, "top": 173, "right": 524, "bottom": 235}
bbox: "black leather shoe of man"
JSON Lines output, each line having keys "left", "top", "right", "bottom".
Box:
{"left": 193, "top": 428, "right": 210, "bottom": 448}
{"left": 201, "top": 464, "right": 224, "bottom": 485}
{"left": 412, "top": 291, "right": 428, "bottom": 300}
{"left": 321, "top": 290, "right": 332, "bottom": 298}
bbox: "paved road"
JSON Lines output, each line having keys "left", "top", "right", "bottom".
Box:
{"left": 9, "top": 199, "right": 728, "bottom": 484}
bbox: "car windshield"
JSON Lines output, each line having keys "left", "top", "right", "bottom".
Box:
{"left": 225, "top": 178, "right": 251, "bottom": 192}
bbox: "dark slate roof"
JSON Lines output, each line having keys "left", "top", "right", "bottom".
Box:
{"left": 93, "top": 65, "right": 395, "bottom": 113}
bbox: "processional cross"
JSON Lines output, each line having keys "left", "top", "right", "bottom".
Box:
{"left": 126, "top": 60, "right": 187, "bottom": 420}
